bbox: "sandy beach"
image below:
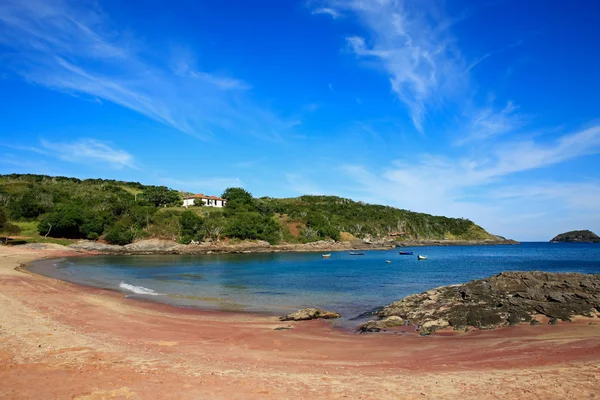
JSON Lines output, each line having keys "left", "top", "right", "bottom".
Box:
{"left": 1, "top": 245, "right": 599, "bottom": 399}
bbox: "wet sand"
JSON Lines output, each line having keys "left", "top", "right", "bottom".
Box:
{"left": 1, "top": 245, "right": 599, "bottom": 399}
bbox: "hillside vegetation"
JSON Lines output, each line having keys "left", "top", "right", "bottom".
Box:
{"left": 0, "top": 174, "right": 496, "bottom": 245}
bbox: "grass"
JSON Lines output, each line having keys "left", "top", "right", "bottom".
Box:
{"left": 119, "top": 185, "right": 144, "bottom": 198}
{"left": 6, "top": 221, "right": 77, "bottom": 246}
{"left": 14, "top": 221, "right": 38, "bottom": 236}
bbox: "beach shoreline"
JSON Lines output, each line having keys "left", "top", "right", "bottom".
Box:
{"left": 1, "top": 245, "right": 599, "bottom": 399}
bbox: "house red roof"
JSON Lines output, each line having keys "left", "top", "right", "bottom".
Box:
{"left": 185, "top": 194, "right": 226, "bottom": 201}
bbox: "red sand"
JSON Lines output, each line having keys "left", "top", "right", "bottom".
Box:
{"left": 1, "top": 246, "right": 599, "bottom": 399}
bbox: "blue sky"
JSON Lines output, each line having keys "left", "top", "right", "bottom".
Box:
{"left": 1, "top": 0, "right": 599, "bottom": 241}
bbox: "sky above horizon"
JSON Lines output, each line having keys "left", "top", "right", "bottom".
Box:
{"left": 1, "top": 0, "right": 599, "bottom": 241}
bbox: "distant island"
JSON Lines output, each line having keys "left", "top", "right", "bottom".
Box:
{"left": 550, "top": 230, "right": 600, "bottom": 243}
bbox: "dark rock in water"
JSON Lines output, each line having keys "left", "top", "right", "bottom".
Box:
{"left": 548, "top": 318, "right": 559, "bottom": 325}
{"left": 364, "top": 271, "right": 600, "bottom": 332}
{"left": 530, "top": 319, "right": 541, "bottom": 326}
{"left": 550, "top": 230, "right": 600, "bottom": 243}
{"left": 280, "top": 308, "right": 341, "bottom": 321}
{"left": 349, "top": 306, "right": 384, "bottom": 321}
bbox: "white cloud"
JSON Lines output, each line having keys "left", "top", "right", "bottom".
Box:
{"left": 327, "top": 0, "right": 465, "bottom": 131}
{"left": 0, "top": 0, "right": 289, "bottom": 140}
{"left": 340, "top": 125, "right": 600, "bottom": 239}
{"left": 312, "top": 7, "right": 342, "bottom": 19}
{"left": 187, "top": 71, "right": 251, "bottom": 91}
{"left": 458, "top": 101, "right": 527, "bottom": 144}
{"left": 1, "top": 138, "right": 137, "bottom": 169}
{"left": 40, "top": 139, "right": 138, "bottom": 169}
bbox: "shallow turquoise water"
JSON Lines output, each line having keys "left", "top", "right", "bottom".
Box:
{"left": 31, "top": 243, "right": 600, "bottom": 325}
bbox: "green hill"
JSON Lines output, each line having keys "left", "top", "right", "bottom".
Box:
{"left": 0, "top": 174, "right": 496, "bottom": 245}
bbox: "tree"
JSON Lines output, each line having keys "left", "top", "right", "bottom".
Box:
{"left": 193, "top": 198, "right": 204, "bottom": 207}
{"left": 9, "top": 191, "right": 47, "bottom": 219}
{"left": 0, "top": 207, "right": 6, "bottom": 230}
{"left": 104, "top": 216, "right": 135, "bottom": 245}
{"left": 130, "top": 205, "right": 157, "bottom": 229}
{"left": 140, "top": 186, "right": 180, "bottom": 207}
{"left": 179, "top": 211, "right": 205, "bottom": 244}
{"left": 104, "top": 226, "right": 134, "bottom": 245}
{"left": 1, "top": 222, "right": 21, "bottom": 244}
{"left": 222, "top": 187, "right": 255, "bottom": 214}
{"left": 204, "top": 213, "right": 225, "bottom": 241}
{"left": 37, "top": 205, "right": 84, "bottom": 238}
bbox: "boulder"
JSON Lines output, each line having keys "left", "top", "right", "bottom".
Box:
{"left": 124, "top": 239, "right": 178, "bottom": 251}
{"left": 68, "top": 241, "right": 124, "bottom": 252}
{"left": 279, "top": 308, "right": 341, "bottom": 321}
{"left": 358, "top": 316, "right": 404, "bottom": 333}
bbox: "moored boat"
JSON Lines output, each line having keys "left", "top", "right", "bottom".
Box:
{"left": 349, "top": 252, "right": 365, "bottom": 255}
{"left": 322, "top": 254, "right": 331, "bottom": 258}
{"left": 399, "top": 251, "right": 414, "bottom": 255}
{"left": 417, "top": 255, "right": 427, "bottom": 260}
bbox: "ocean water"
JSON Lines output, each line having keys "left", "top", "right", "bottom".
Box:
{"left": 31, "top": 243, "right": 600, "bottom": 326}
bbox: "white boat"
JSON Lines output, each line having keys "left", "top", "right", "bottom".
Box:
{"left": 385, "top": 260, "right": 391, "bottom": 263}
{"left": 417, "top": 255, "right": 427, "bottom": 260}
{"left": 322, "top": 254, "right": 331, "bottom": 258}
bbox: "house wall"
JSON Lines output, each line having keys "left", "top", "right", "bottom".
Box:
{"left": 183, "top": 198, "right": 226, "bottom": 208}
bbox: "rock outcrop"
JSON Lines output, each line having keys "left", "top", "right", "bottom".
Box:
{"left": 550, "top": 230, "right": 600, "bottom": 243}
{"left": 280, "top": 308, "right": 341, "bottom": 321}
{"left": 358, "top": 316, "right": 404, "bottom": 332}
{"left": 66, "top": 238, "right": 396, "bottom": 255}
{"left": 363, "top": 271, "right": 600, "bottom": 333}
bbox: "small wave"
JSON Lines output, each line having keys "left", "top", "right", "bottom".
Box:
{"left": 119, "top": 282, "right": 163, "bottom": 296}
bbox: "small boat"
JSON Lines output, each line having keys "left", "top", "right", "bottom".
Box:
{"left": 399, "top": 251, "right": 414, "bottom": 255}
{"left": 322, "top": 254, "right": 331, "bottom": 258}
{"left": 349, "top": 252, "right": 365, "bottom": 256}
{"left": 385, "top": 260, "right": 391, "bottom": 263}
{"left": 417, "top": 255, "right": 427, "bottom": 260}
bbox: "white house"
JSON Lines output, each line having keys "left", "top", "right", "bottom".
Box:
{"left": 183, "top": 194, "right": 227, "bottom": 208}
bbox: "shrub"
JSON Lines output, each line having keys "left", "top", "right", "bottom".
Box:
{"left": 225, "top": 212, "right": 281, "bottom": 243}
{"left": 104, "top": 226, "right": 134, "bottom": 245}
{"left": 179, "top": 211, "right": 204, "bottom": 244}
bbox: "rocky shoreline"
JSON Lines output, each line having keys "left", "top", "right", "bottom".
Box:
{"left": 57, "top": 237, "right": 519, "bottom": 255}
{"left": 358, "top": 271, "right": 600, "bottom": 334}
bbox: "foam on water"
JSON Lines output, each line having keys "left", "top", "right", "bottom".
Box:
{"left": 119, "top": 282, "right": 163, "bottom": 296}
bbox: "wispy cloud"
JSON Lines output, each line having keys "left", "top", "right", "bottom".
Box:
{"left": 325, "top": 0, "right": 465, "bottom": 131}
{"left": 0, "top": 0, "right": 290, "bottom": 140}
{"left": 41, "top": 138, "right": 138, "bottom": 169}
{"left": 312, "top": 7, "right": 343, "bottom": 19}
{"left": 340, "top": 124, "right": 600, "bottom": 239}
{"left": 466, "top": 40, "right": 524, "bottom": 72}
{"left": 1, "top": 138, "right": 137, "bottom": 169}
{"left": 458, "top": 100, "right": 527, "bottom": 144}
